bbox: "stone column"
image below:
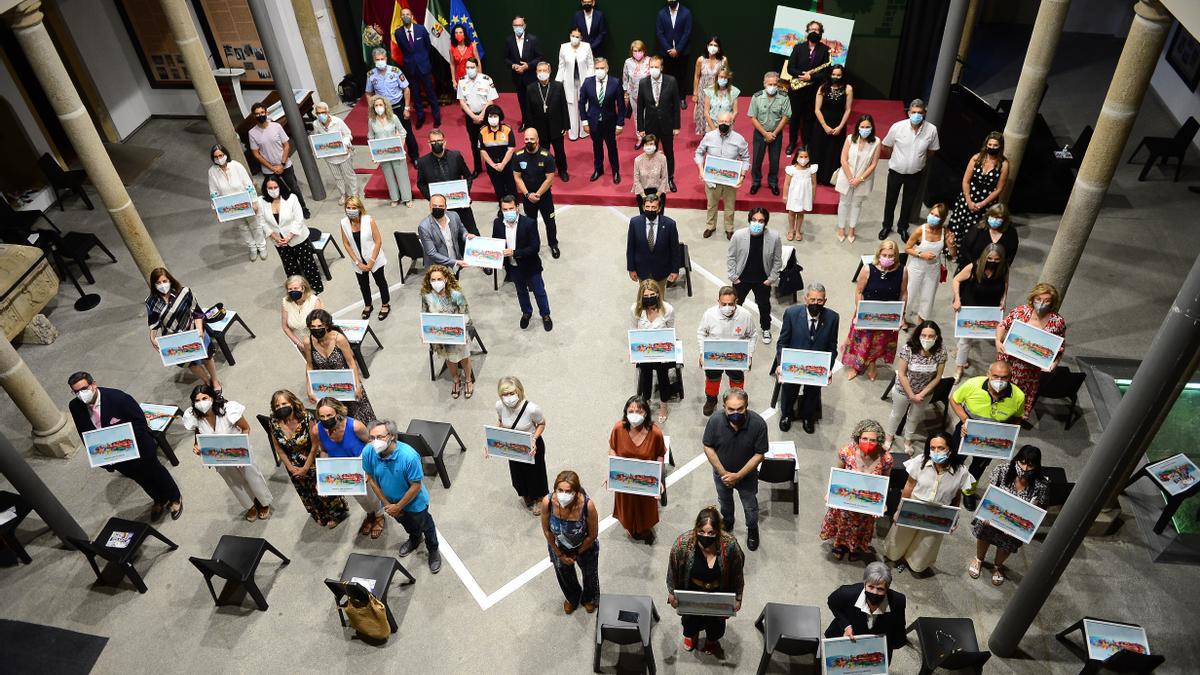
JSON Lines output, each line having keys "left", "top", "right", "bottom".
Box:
{"left": 0, "top": 333, "right": 78, "bottom": 459}
{"left": 1000, "top": 0, "right": 1072, "bottom": 202}
{"left": 4, "top": 0, "right": 165, "bottom": 280}
{"left": 291, "top": 0, "right": 340, "bottom": 110}
{"left": 952, "top": 0, "right": 981, "bottom": 84}
{"left": 160, "top": 0, "right": 242, "bottom": 156}
{"left": 1040, "top": 0, "right": 1172, "bottom": 299}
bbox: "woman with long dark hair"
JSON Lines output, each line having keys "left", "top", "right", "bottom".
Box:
{"left": 951, "top": 243, "right": 1009, "bottom": 380}
{"left": 946, "top": 131, "right": 1008, "bottom": 247}
{"left": 969, "top": 445, "right": 1048, "bottom": 586}
{"left": 145, "top": 267, "right": 221, "bottom": 391}
{"left": 884, "top": 320, "right": 947, "bottom": 454}
{"left": 666, "top": 506, "right": 745, "bottom": 657}
{"left": 206, "top": 143, "right": 264, "bottom": 260}
{"left": 609, "top": 395, "right": 667, "bottom": 543}
{"left": 811, "top": 64, "right": 854, "bottom": 185}
{"left": 833, "top": 113, "right": 880, "bottom": 242}
{"left": 182, "top": 384, "right": 271, "bottom": 521}
{"left": 256, "top": 175, "right": 323, "bottom": 293}
{"left": 266, "top": 389, "right": 348, "bottom": 528}
{"left": 302, "top": 308, "right": 376, "bottom": 424}
{"left": 883, "top": 432, "right": 969, "bottom": 575}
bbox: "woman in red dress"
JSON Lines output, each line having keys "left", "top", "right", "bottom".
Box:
{"left": 449, "top": 25, "right": 478, "bottom": 83}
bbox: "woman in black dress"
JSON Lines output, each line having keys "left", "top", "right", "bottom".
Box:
{"left": 812, "top": 65, "right": 853, "bottom": 185}
{"left": 951, "top": 243, "right": 1009, "bottom": 380}
{"left": 957, "top": 203, "right": 1019, "bottom": 271}
{"left": 946, "top": 132, "right": 1009, "bottom": 249}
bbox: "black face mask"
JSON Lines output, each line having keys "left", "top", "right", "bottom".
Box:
{"left": 830, "top": 76, "right": 843, "bottom": 83}
{"left": 288, "top": 290, "right": 303, "bottom": 301}
{"left": 864, "top": 590, "right": 886, "bottom": 605}
{"left": 255, "top": 114, "right": 268, "bottom": 123}
{"left": 525, "top": 142, "right": 537, "bottom": 153}
{"left": 319, "top": 416, "right": 339, "bottom": 430}
{"left": 273, "top": 405, "right": 293, "bottom": 420}
{"left": 667, "top": 0, "right": 678, "bottom": 6}
{"left": 644, "top": 211, "right": 658, "bottom": 220}
{"left": 985, "top": 261, "right": 999, "bottom": 271}
{"left": 718, "top": 123, "right": 731, "bottom": 135}
{"left": 807, "top": 31, "right": 821, "bottom": 43}
{"left": 807, "top": 304, "right": 824, "bottom": 317}
{"left": 430, "top": 142, "right": 445, "bottom": 154}
{"left": 986, "top": 146, "right": 1000, "bottom": 155}
{"left": 642, "top": 296, "right": 659, "bottom": 308}
{"left": 696, "top": 534, "right": 717, "bottom": 548}
{"left": 431, "top": 207, "right": 447, "bottom": 220}
{"left": 309, "top": 327, "right": 327, "bottom": 339}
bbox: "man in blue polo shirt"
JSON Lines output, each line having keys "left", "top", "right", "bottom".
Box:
{"left": 364, "top": 419, "right": 441, "bottom": 573}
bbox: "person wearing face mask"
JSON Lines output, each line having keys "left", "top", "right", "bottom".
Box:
{"left": 365, "top": 93, "right": 414, "bottom": 207}
{"left": 456, "top": 56, "right": 499, "bottom": 177}
{"left": 696, "top": 286, "right": 757, "bottom": 416}
{"left": 655, "top": 0, "right": 693, "bottom": 109}
{"left": 693, "top": 37, "right": 728, "bottom": 135}
{"left": 776, "top": 284, "right": 840, "bottom": 434}
{"left": 782, "top": 147, "right": 817, "bottom": 240}
{"left": 257, "top": 176, "right": 323, "bottom": 293}
{"left": 996, "top": 282, "right": 1066, "bottom": 419}
{"left": 512, "top": 128, "right": 562, "bottom": 259}
{"left": 629, "top": 282, "right": 677, "bottom": 421}
{"left": 505, "top": 16, "right": 544, "bottom": 130}
{"left": 695, "top": 111, "right": 750, "bottom": 239}
{"left": 571, "top": 0, "right": 608, "bottom": 57}
{"left": 610, "top": 396, "right": 668, "bottom": 541}
{"left": 969, "top": 444, "right": 1048, "bottom": 586}
{"left": 364, "top": 48, "right": 419, "bottom": 162}
{"left": 266, "top": 389, "right": 348, "bottom": 528}
{"left": 525, "top": 61, "right": 571, "bottom": 181}
{"left": 418, "top": 194, "right": 473, "bottom": 277}
{"left": 416, "top": 131, "right": 481, "bottom": 237}
{"left": 951, "top": 243, "right": 1009, "bottom": 380}
{"left": 702, "top": 65, "right": 739, "bottom": 136}
{"left": 557, "top": 28, "right": 595, "bottom": 141}
{"left": 310, "top": 100, "right": 359, "bottom": 205}
{"left": 423, "top": 266, "right": 475, "bottom": 399}
{"left": 579, "top": 57, "right": 625, "bottom": 183}
{"left": 363, "top": 419, "right": 441, "bottom": 573}
{"left": 824, "top": 563, "right": 908, "bottom": 661}
{"left": 622, "top": 40, "right": 652, "bottom": 149}
{"left": 340, "top": 197, "right": 390, "bottom": 320}
{"left": 784, "top": 21, "right": 831, "bottom": 156}
{"left": 393, "top": 7, "right": 441, "bottom": 129}
{"left": 903, "top": 203, "right": 956, "bottom": 325}
{"left": 479, "top": 104, "right": 518, "bottom": 202}
{"left": 958, "top": 202, "right": 1019, "bottom": 272}
{"left": 637, "top": 55, "right": 682, "bottom": 191}
{"left": 812, "top": 65, "right": 854, "bottom": 185}
{"left": 885, "top": 321, "right": 948, "bottom": 455}
{"left": 448, "top": 25, "right": 477, "bottom": 83}
{"left": 820, "top": 419, "right": 893, "bottom": 561}
{"left": 303, "top": 308, "right": 376, "bottom": 425}
{"left": 666, "top": 506, "right": 745, "bottom": 657}
{"left": 879, "top": 98, "right": 940, "bottom": 240}
{"left": 280, "top": 275, "right": 323, "bottom": 353}
{"left": 206, "top": 143, "right": 264, "bottom": 261}
{"left": 631, "top": 135, "right": 671, "bottom": 213}
{"left": 145, "top": 267, "right": 221, "bottom": 391}
{"left": 703, "top": 389, "right": 768, "bottom": 551}
{"left": 842, "top": 241, "right": 909, "bottom": 383}
{"left": 626, "top": 193, "right": 680, "bottom": 288}
{"left": 946, "top": 132, "right": 1009, "bottom": 251}
{"left": 248, "top": 101, "right": 310, "bottom": 219}
{"left": 311, "top": 397, "right": 384, "bottom": 538}
{"left": 494, "top": 196, "right": 553, "bottom": 330}
{"left": 496, "top": 376, "right": 550, "bottom": 513}
{"left": 950, "top": 360, "right": 1027, "bottom": 507}
{"left": 184, "top": 384, "right": 271, "bottom": 522}
{"left": 834, "top": 114, "right": 882, "bottom": 243}
{"left": 541, "top": 470, "right": 600, "bottom": 613}
{"left": 883, "top": 432, "right": 968, "bottom": 576}
{"left": 67, "top": 371, "right": 183, "bottom": 521}
{"left": 727, "top": 208, "right": 783, "bottom": 344}
{"left": 747, "top": 71, "right": 792, "bottom": 197}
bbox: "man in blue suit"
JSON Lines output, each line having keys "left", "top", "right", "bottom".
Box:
{"left": 394, "top": 7, "right": 441, "bottom": 128}
{"left": 579, "top": 57, "right": 625, "bottom": 183}
{"left": 775, "top": 284, "right": 839, "bottom": 434}
{"left": 656, "top": 0, "right": 693, "bottom": 107}
{"left": 494, "top": 195, "right": 553, "bottom": 331}
{"left": 570, "top": 0, "right": 608, "bottom": 57}
{"left": 626, "top": 194, "right": 681, "bottom": 288}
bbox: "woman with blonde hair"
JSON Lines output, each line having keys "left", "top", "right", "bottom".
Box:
{"left": 841, "top": 240, "right": 907, "bottom": 381}
{"left": 957, "top": 202, "right": 1018, "bottom": 271}
{"left": 951, "top": 243, "right": 1009, "bottom": 380}
{"left": 703, "top": 65, "right": 740, "bottom": 134}
{"left": 281, "top": 275, "right": 323, "bottom": 352}
{"left": 903, "top": 203, "right": 955, "bottom": 325}
{"left": 498, "top": 376, "right": 550, "bottom": 513}
{"left": 340, "top": 196, "right": 391, "bottom": 320}
{"left": 631, "top": 278, "right": 675, "bottom": 421}
{"left": 995, "top": 282, "right": 1066, "bottom": 418}
{"left": 622, "top": 40, "right": 651, "bottom": 149}
{"left": 366, "top": 94, "right": 414, "bottom": 207}
{"left": 422, "top": 264, "right": 473, "bottom": 398}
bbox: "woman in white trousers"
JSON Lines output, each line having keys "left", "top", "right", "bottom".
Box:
{"left": 207, "top": 144, "right": 266, "bottom": 261}
{"left": 183, "top": 385, "right": 272, "bottom": 521}
{"left": 311, "top": 101, "right": 359, "bottom": 205}
{"left": 834, "top": 115, "right": 881, "bottom": 243}
{"left": 557, "top": 28, "right": 594, "bottom": 141}
{"left": 903, "top": 203, "right": 955, "bottom": 325}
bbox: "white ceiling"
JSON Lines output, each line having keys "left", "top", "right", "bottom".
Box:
{"left": 1161, "top": 0, "right": 1199, "bottom": 39}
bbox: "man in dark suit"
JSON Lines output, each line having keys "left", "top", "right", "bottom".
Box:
{"left": 67, "top": 371, "right": 182, "bottom": 519}
{"left": 505, "top": 16, "right": 543, "bottom": 130}
{"left": 494, "top": 195, "right": 553, "bottom": 331}
{"left": 416, "top": 129, "right": 480, "bottom": 237}
{"left": 571, "top": 0, "right": 608, "bottom": 58}
{"left": 626, "top": 193, "right": 681, "bottom": 287}
{"left": 579, "top": 57, "right": 625, "bottom": 183}
{"left": 825, "top": 563, "right": 908, "bottom": 661}
{"left": 655, "top": 0, "right": 693, "bottom": 106}
{"left": 526, "top": 61, "right": 571, "bottom": 181}
{"left": 394, "top": 7, "right": 441, "bottom": 128}
{"left": 775, "top": 283, "right": 839, "bottom": 433}
{"left": 636, "top": 56, "right": 682, "bottom": 191}
{"left": 785, "top": 20, "right": 831, "bottom": 155}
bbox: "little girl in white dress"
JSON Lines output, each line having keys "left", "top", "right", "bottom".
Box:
{"left": 782, "top": 148, "right": 818, "bottom": 241}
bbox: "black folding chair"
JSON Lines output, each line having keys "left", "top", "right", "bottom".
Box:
{"left": 907, "top": 617, "right": 992, "bottom": 675}
{"left": 204, "top": 305, "right": 257, "bottom": 366}
{"left": 402, "top": 420, "right": 467, "bottom": 489}
{"left": 593, "top": 593, "right": 659, "bottom": 674}
{"left": 324, "top": 552, "right": 416, "bottom": 636}
{"left": 674, "top": 242, "right": 693, "bottom": 297}
{"left": 1128, "top": 116, "right": 1198, "bottom": 182}
{"left": 1065, "top": 125, "right": 1093, "bottom": 171}
{"left": 758, "top": 456, "right": 799, "bottom": 515}
{"left": 428, "top": 324, "right": 488, "bottom": 381}
{"left": 0, "top": 491, "right": 34, "bottom": 565}
{"left": 310, "top": 228, "right": 344, "bottom": 280}
{"left": 1036, "top": 366, "right": 1086, "bottom": 429}
{"left": 0, "top": 195, "right": 60, "bottom": 232}
{"left": 68, "top": 517, "right": 177, "bottom": 593}
{"left": 39, "top": 230, "right": 117, "bottom": 284}
{"left": 754, "top": 602, "right": 821, "bottom": 675}
{"left": 255, "top": 414, "right": 283, "bottom": 467}
{"left": 37, "top": 153, "right": 94, "bottom": 210}
{"left": 393, "top": 231, "right": 424, "bottom": 280}
{"left": 885, "top": 451, "right": 910, "bottom": 518}
{"left": 1056, "top": 617, "right": 1165, "bottom": 674}
{"left": 189, "top": 535, "right": 290, "bottom": 611}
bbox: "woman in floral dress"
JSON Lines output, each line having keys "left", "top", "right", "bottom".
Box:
{"left": 820, "top": 419, "right": 893, "bottom": 561}
{"left": 622, "top": 40, "right": 651, "bottom": 149}
{"left": 267, "top": 389, "right": 348, "bottom": 527}
{"left": 691, "top": 37, "right": 727, "bottom": 136}
{"left": 841, "top": 240, "right": 907, "bottom": 381}
{"left": 995, "top": 282, "right": 1066, "bottom": 418}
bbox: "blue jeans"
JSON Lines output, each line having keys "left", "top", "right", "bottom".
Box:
{"left": 396, "top": 507, "right": 438, "bottom": 551}
{"left": 712, "top": 471, "right": 759, "bottom": 531}
{"left": 514, "top": 271, "right": 550, "bottom": 317}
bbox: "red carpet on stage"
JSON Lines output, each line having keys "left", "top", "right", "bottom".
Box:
{"left": 346, "top": 93, "right": 904, "bottom": 214}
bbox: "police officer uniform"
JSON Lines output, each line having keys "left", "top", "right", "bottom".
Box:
{"left": 480, "top": 122, "right": 518, "bottom": 201}
{"left": 456, "top": 72, "right": 499, "bottom": 176}
{"left": 513, "top": 145, "right": 559, "bottom": 257}
{"left": 365, "top": 64, "right": 419, "bottom": 160}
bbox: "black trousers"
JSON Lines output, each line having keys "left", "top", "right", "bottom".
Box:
{"left": 590, "top": 122, "right": 620, "bottom": 173}
{"left": 452, "top": 207, "right": 479, "bottom": 236}
{"left": 636, "top": 193, "right": 667, "bottom": 216}
{"left": 779, "top": 382, "right": 821, "bottom": 422}
{"left": 115, "top": 456, "right": 181, "bottom": 504}
{"left": 653, "top": 130, "right": 676, "bottom": 179}
{"left": 734, "top": 280, "right": 772, "bottom": 331}
{"left": 390, "top": 103, "right": 421, "bottom": 160}
{"left": 788, "top": 87, "right": 818, "bottom": 149}
{"left": 637, "top": 363, "right": 673, "bottom": 402}
{"left": 752, "top": 131, "right": 783, "bottom": 188}
{"left": 487, "top": 165, "right": 518, "bottom": 203}
{"left": 465, "top": 116, "right": 485, "bottom": 173}
{"left": 523, "top": 192, "right": 557, "bottom": 247}
{"left": 682, "top": 614, "right": 727, "bottom": 641}
{"left": 512, "top": 76, "right": 532, "bottom": 126}
{"left": 882, "top": 169, "right": 924, "bottom": 234}
{"left": 262, "top": 167, "right": 309, "bottom": 216}
{"left": 548, "top": 131, "right": 569, "bottom": 175}
{"left": 664, "top": 52, "right": 689, "bottom": 97}
{"left": 355, "top": 267, "right": 390, "bottom": 306}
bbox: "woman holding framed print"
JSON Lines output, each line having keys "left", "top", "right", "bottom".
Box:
{"left": 206, "top": 143, "right": 264, "bottom": 261}
{"left": 969, "top": 445, "right": 1049, "bottom": 586}
{"left": 819, "top": 419, "right": 893, "bottom": 561}
{"left": 884, "top": 321, "right": 947, "bottom": 454}
{"left": 496, "top": 376, "right": 550, "bottom": 514}
{"left": 630, "top": 279, "right": 676, "bottom": 421}
{"left": 842, "top": 240, "right": 908, "bottom": 381}
{"left": 257, "top": 175, "right": 323, "bottom": 294}
{"left": 182, "top": 384, "right": 271, "bottom": 521}
{"left": 340, "top": 197, "right": 391, "bottom": 321}
{"left": 883, "top": 432, "right": 968, "bottom": 576}
{"left": 609, "top": 395, "right": 667, "bottom": 544}
{"left": 267, "top": 389, "right": 348, "bottom": 528}
{"left": 995, "top": 282, "right": 1066, "bottom": 418}
{"left": 951, "top": 243, "right": 1009, "bottom": 381}
{"left": 903, "top": 203, "right": 956, "bottom": 326}
{"left": 145, "top": 267, "right": 221, "bottom": 392}
{"left": 303, "top": 309, "right": 376, "bottom": 425}
{"left": 423, "top": 265, "right": 473, "bottom": 399}
{"left": 366, "top": 94, "right": 414, "bottom": 207}
{"left": 665, "top": 506, "right": 745, "bottom": 658}
{"left": 312, "top": 397, "right": 385, "bottom": 539}
{"left": 541, "top": 470, "right": 600, "bottom": 614}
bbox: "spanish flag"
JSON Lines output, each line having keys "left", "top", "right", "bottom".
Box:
{"left": 388, "top": 0, "right": 412, "bottom": 65}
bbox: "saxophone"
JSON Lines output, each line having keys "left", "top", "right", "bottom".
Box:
{"left": 781, "top": 59, "right": 831, "bottom": 91}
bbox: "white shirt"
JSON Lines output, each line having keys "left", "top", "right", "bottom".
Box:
{"left": 630, "top": 301, "right": 675, "bottom": 329}
{"left": 584, "top": 11, "right": 593, "bottom": 33}
{"left": 496, "top": 398, "right": 545, "bottom": 433}
{"left": 696, "top": 304, "right": 757, "bottom": 343}
{"left": 854, "top": 590, "right": 890, "bottom": 630}
{"left": 882, "top": 120, "right": 940, "bottom": 175}
{"left": 670, "top": 8, "right": 678, "bottom": 30}
{"left": 457, "top": 74, "right": 499, "bottom": 113}
{"left": 182, "top": 400, "right": 247, "bottom": 437}
{"left": 438, "top": 219, "right": 455, "bottom": 257}
{"left": 515, "top": 36, "right": 525, "bottom": 57}
{"left": 504, "top": 221, "right": 518, "bottom": 249}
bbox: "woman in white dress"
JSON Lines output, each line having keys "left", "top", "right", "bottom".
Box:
{"left": 183, "top": 384, "right": 272, "bottom": 521}
{"left": 904, "top": 204, "right": 956, "bottom": 325}
{"left": 207, "top": 144, "right": 265, "bottom": 261}
{"left": 280, "top": 275, "right": 323, "bottom": 354}
{"left": 834, "top": 114, "right": 882, "bottom": 243}
{"left": 883, "top": 432, "right": 971, "bottom": 576}
{"left": 557, "top": 27, "right": 594, "bottom": 141}
{"left": 622, "top": 40, "right": 651, "bottom": 149}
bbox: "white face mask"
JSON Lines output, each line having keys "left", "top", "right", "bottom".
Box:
{"left": 570, "top": 36, "right": 581, "bottom": 46}
{"left": 626, "top": 412, "right": 645, "bottom": 427}
{"left": 370, "top": 438, "right": 390, "bottom": 453}
{"left": 487, "top": 115, "right": 500, "bottom": 126}
{"left": 194, "top": 399, "right": 212, "bottom": 414}
{"left": 155, "top": 281, "right": 171, "bottom": 294}
{"left": 798, "top": 158, "right": 810, "bottom": 166}
{"left": 537, "top": 71, "right": 550, "bottom": 82}
{"left": 707, "top": 45, "right": 719, "bottom": 56}
{"left": 374, "top": 105, "right": 386, "bottom": 115}
{"left": 989, "top": 378, "right": 1007, "bottom": 392}
{"left": 267, "top": 188, "right": 281, "bottom": 199}
{"left": 720, "top": 304, "right": 736, "bottom": 317}
{"left": 643, "top": 145, "right": 657, "bottom": 154}
{"left": 502, "top": 393, "right": 519, "bottom": 407}
{"left": 214, "top": 155, "right": 227, "bottom": 166}
{"left": 76, "top": 388, "right": 95, "bottom": 404}
{"left": 919, "top": 338, "right": 936, "bottom": 351}
{"left": 594, "top": 68, "right": 607, "bottom": 79}
{"left": 431, "top": 279, "right": 446, "bottom": 293}
{"left": 466, "top": 67, "right": 477, "bottom": 79}
{"left": 375, "top": 60, "right": 387, "bottom": 70}
{"left": 556, "top": 491, "right": 575, "bottom": 507}
{"left": 649, "top": 67, "right": 661, "bottom": 79}
{"left": 765, "top": 85, "right": 778, "bottom": 96}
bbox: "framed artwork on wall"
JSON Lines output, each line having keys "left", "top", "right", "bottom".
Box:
{"left": 1167, "top": 23, "right": 1200, "bottom": 92}
{"left": 113, "top": 0, "right": 193, "bottom": 88}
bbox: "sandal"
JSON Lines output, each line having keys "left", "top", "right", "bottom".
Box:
{"left": 451, "top": 377, "right": 461, "bottom": 399}
{"left": 848, "top": 550, "right": 861, "bottom": 562}
{"left": 464, "top": 377, "right": 474, "bottom": 399}
{"left": 378, "top": 304, "right": 390, "bottom": 320}
{"left": 359, "top": 515, "right": 375, "bottom": 536}
{"left": 831, "top": 546, "right": 847, "bottom": 561}
{"left": 361, "top": 306, "right": 373, "bottom": 320}
{"left": 991, "top": 566, "right": 1006, "bottom": 586}
{"left": 370, "top": 516, "right": 386, "bottom": 539}
{"left": 244, "top": 507, "right": 259, "bottom": 522}
{"left": 968, "top": 558, "right": 983, "bottom": 579}
{"left": 256, "top": 505, "right": 271, "bottom": 520}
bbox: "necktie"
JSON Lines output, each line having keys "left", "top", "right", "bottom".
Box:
{"left": 647, "top": 222, "right": 656, "bottom": 250}
{"left": 597, "top": 77, "right": 605, "bottom": 102}
{"left": 408, "top": 29, "right": 414, "bottom": 47}
{"left": 653, "top": 79, "right": 660, "bottom": 105}
{"left": 810, "top": 317, "right": 818, "bottom": 335}
{"left": 90, "top": 403, "right": 101, "bottom": 429}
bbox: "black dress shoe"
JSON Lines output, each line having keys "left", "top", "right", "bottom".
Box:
{"left": 770, "top": 185, "right": 780, "bottom": 196}
{"left": 543, "top": 316, "right": 554, "bottom": 331}
{"left": 470, "top": 169, "right": 482, "bottom": 180}
{"left": 747, "top": 527, "right": 759, "bottom": 551}
{"left": 482, "top": 268, "right": 493, "bottom": 276}
{"left": 779, "top": 417, "right": 791, "bottom": 432}
{"left": 559, "top": 172, "right": 570, "bottom": 183}
{"left": 668, "top": 179, "right": 677, "bottom": 193}
{"left": 726, "top": 231, "right": 733, "bottom": 241}
{"left": 520, "top": 313, "right": 532, "bottom": 329}
{"left": 613, "top": 172, "right": 621, "bottom": 184}
{"left": 749, "top": 184, "right": 760, "bottom": 195}
{"left": 681, "top": 99, "right": 687, "bottom": 110}
{"left": 898, "top": 228, "right": 910, "bottom": 241}
{"left": 590, "top": 170, "right": 602, "bottom": 182}
{"left": 551, "top": 246, "right": 561, "bottom": 259}
{"left": 803, "top": 419, "right": 816, "bottom": 434}
{"left": 785, "top": 144, "right": 795, "bottom": 156}
{"left": 415, "top": 118, "right": 426, "bottom": 129}
{"left": 878, "top": 226, "right": 892, "bottom": 240}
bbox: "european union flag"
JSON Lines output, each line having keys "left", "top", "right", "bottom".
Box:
{"left": 448, "top": 0, "right": 484, "bottom": 60}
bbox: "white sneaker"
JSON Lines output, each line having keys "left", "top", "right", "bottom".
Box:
{"left": 257, "top": 247, "right": 268, "bottom": 260}
{"left": 248, "top": 247, "right": 257, "bottom": 261}
{"left": 762, "top": 330, "right": 772, "bottom": 345}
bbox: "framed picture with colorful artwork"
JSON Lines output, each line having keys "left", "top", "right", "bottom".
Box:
{"left": 821, "top": 635, "right": 888, "bottom": 675}
{"left": 196, "top": 433, "right": 252, "bottom": 467}
{"left": 1002, "top": 320, "right": 1063, "bottom": 372}
{"left": 824, "top": 467, "right": 888, "bottom": 518}
{"left": 316, "top": 457, "right": 368, "bottom": 496}
{"left": 959, "top": 419, "right": 1020, "bottom": 461}
{"left": 420, "top": 313, "right": 468, "bottom": 345}
{"left": 955, "top": 306, "right": 1003, "bottom": 340}
{"left": 483, "top": 425, "right": 536, "bottom": 465}
{"left": 629, "top": 329, "right": 678, "bottom": 364}
{"left": 607, "top": 456, "right": 663, "bottom": 497}
{"left": 83, "top": 423, "right": 140, "bottom": 469}
{"left": 974, "top": 484, "right": 1047, "bottom": 544}
{"left": 701, "top": 339, "right": 751, "bottom": 371}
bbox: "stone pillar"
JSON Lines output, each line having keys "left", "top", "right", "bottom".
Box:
{"left": 0, "top": 432, "right": 87, "bottom": 546}
{"left": 291, "top": 0, "right": 340, "bottom": 110}
{"left": 4, "top": 0, "right": 165, "bottom": 280}
{"left": 160, "top": 0, "right": 242, "bottom": 156}
{"left": 0, "top": 333, "right": 78, "bottom": 458}
{"left": 1000, "top": 0, "right": 1072, "bottom": 202}
{"left": 952, "top": 0, "right": 981, "bottom": 84}
{"left": 1040, "top": 0, "right": 1172, "bottom": 299}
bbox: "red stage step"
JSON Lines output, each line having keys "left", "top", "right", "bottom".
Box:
{"left": 345, "top": 93, "right": 904, "bottom": 214}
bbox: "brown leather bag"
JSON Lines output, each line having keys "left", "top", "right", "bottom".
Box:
{"left": 341, "top": 582, "right": 390, "bottom": 640}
